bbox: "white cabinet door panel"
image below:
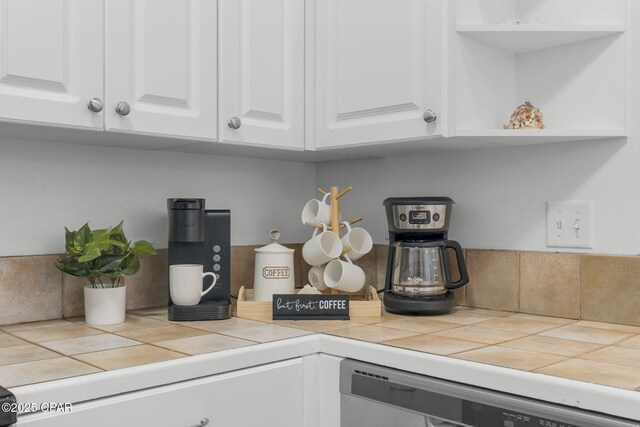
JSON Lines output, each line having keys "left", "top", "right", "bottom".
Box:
{"left": 219, "top": 0, "right": 304, "bottom": 149}
{"left": 0, "top": 0, "right": 103, "bottom": 129}
{"left": 313, "top": 0, "right": 443, "bottom": 148}
{"left": 105, "top": 0, "right": 217, "bottom": 140}
{"left": 17, "top": 359, "right": 304, "bottom": 427}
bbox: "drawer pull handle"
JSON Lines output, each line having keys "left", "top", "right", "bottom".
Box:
{"left": 189, "top": 418, "right": 210, "bottom": 427}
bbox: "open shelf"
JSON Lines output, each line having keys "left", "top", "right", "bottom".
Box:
{"left": 454, "top": 129, "right": 626, "bottom": 146}
{"left": 456, "top": 24, "right": 625, "bottom": 53}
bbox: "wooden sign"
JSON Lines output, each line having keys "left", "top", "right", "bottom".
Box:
{"left": 272, "top": 294, "right": 350, "bottom": 320}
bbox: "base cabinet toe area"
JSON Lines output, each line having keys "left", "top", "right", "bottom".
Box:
{"left": 16, "top": 359, "right": 304, "bottom": 427}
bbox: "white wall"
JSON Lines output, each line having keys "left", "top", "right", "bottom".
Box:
{"left": 316, "top": 138, "right": 637, "bottom": 254}
{"left": 0, "top": 138, "right": 315, "bottom": 256}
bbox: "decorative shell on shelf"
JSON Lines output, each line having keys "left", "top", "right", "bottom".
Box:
{"left": 503, "top": 101, "right": 544, "bottom": 130}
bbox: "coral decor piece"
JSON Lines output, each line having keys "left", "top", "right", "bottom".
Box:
{"left": 504, "top": 101, "right": 544, "bottom": 130}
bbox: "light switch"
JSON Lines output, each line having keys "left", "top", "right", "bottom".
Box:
{"left": 546, "top": 200, "right": 593, "bottom": 248}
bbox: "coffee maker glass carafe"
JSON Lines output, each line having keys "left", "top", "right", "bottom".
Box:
{"left": 390, "top": 240, "right": 468, "bottom": 298}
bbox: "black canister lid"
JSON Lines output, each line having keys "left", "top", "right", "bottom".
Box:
{"left": 167, "top": 198, "right": 205, "bottom": 210}
{"left": 383, "top": 196, "right": 454, "bottom": 205}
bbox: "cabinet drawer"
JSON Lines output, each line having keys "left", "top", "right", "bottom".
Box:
{"left": 17, "top": 358, "right": 303, "bottom": 427}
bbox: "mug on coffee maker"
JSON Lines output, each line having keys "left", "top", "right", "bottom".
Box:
{"left": 169, "top": 264, "right": 218, "bottom": 306}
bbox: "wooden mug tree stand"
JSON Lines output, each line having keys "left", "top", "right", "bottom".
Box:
{"left": 308, "top": 186, "right": 381, "bottom": 315}
{"left": 237, "top": 186, "right": 381, "bottom": 321}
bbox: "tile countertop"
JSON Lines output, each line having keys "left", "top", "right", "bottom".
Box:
{"left": 2, "top": 307, "right": 640, "bottom": 403}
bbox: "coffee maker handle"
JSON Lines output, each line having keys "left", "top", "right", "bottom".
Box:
{"left": 442, "top": 240, "right": 469, "bottom": 290}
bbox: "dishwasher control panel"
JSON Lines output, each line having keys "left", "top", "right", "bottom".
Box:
{"left": 464, "top": 401, "right": 582, "bottom": 426}
{"left": 503, "top": 410, "right": 579, "bottom": 427}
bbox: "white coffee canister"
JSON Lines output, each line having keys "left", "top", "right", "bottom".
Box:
{"left": 254, "top": 231, "right": 295, "bottom": 301}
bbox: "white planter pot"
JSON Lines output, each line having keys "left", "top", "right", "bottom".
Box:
{"left": 83, "top": 285, "right": 126, "bottom": 325}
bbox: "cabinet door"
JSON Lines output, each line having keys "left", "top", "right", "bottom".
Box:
{"left": 0, "top": 0, "right": 103, "bottom": 129}
{"left": 105, "top": 0, "right": 217, "bottom": 140}
{"left": 219, "top": 0, "right": 304, "bottom": 149}
{"left": 17, "top": 359, "right": 303, "bottom": 427}
{"left": 312, "top": 0, "right": 443, "bottom": 149}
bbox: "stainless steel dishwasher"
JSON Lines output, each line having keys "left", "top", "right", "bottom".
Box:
{"left": 340, "top": 359, "right": 639, "bottom": 427}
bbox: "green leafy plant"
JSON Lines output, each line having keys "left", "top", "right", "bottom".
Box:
{"left": 56, "top": 221, "right": 157, "bottom": 288}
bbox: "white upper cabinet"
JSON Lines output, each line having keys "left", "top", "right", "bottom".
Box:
{"left": 105, "top": 0, "right": 217, "bottom": 140}
{"left": 0, "top": 0, "right": 626, "bottom": 155}
{"left": 310, "top": 0, "right": 444, "bottom": 149}
{"left": 219, "top": 0, "right": 304, "bottom": 150}
{"left": 0, "top": 0, "right": 103, "bottom": 129}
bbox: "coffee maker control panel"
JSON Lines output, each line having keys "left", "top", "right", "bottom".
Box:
{"left": 392, "top": 204, "right": 447, "bottom": 230}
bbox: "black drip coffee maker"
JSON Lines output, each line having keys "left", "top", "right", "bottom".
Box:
{"left": 167, "top": 198, "right": 231, "bottom": 321}
{"left": 383, "top": 197, "right": 469, "bottom": 315}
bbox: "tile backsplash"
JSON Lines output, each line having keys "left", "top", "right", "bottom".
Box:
{"left": 1, "top": 246, "right": 639, "bottom": 327}
{"left": 0, "top": 251, "right": 170, "bottom": 325}
{"left": 464, "top": 250, "right": 520, "bottom": 312}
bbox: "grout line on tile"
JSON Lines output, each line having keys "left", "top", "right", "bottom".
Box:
{"left": 108, "top": 323, "right": 221, "bottom": 339}
{"left": 578, "top": 254, "right": 583, "bottom": 321}
{"left": 67, "top": 344, "right": 147, "bottom": 370}
{"left": 146, "top": 343, "right": 192, "bottom": 357}
{"left": 0, "top": 329, "right": 77, "bottom": 348}
{"left": 532, "top": 356, "right": 570, "bottom": 371}
{"left": 209, "top": 331, "right": 262, "bottom": 344}
{"left": 446, "top": 344, "right": 489, "bottom": 356}
{"left": 577, "top": 344, "right": 640, "bottom": 370}
{"left": 516, "top": 250, "right": 520, "bottom": 313}
{"left": 217, "top": 330, "right": 298, "bottom": 344}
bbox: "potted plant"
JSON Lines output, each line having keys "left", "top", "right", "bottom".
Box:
{"left": 56, "top": 221, "right": 157, "bottom": 325}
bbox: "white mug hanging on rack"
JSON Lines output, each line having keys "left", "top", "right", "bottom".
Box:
{"left": 308, "top": 265, "right": 328, "bottom": 291}
{"left": 324, "top": 254, "right": 366, "bottom": 293}
{"left": 302, "top": 223, "right": 342, "bottom": 266}
{"left": 340, "top": 221, "right": 373, "bottom": 261}
{"left": 301, "top": 192, "right": 331, "bottom": 225}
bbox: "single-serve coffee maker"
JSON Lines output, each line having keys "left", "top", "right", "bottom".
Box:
{"left": 383, "top": 197, "right": 469, "bottom": 315}
{"left": 167, "top": 198, "right": 231, "bottom": 321}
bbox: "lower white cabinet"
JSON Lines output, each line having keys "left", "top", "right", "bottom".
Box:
{"left": 17, "top": 358, "right": 303, "bottom": 427}
{"left": 316, "top": 354, "right": 342, "bottom": 427}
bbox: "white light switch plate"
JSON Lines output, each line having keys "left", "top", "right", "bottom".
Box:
{"left": 546, "top": 200, "right": 593, "bottom": 248}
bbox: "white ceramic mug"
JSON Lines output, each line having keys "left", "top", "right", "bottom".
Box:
{"left": 340, "top": 221, "right": 373, "bottom": 261}
{"left": 301, "top": 193, "right": 331, "bottom": 225}
{"left": 324, "top": 255, "right": 366, "bottom": 293}
{"left": 170, "top": 264, "right": 218, "bottom": 306}
{"left": 308, "top": 265, "right": 328, "bottom": 291}
{"left": 302, "top": 224, "right": 342, "bottom": 266}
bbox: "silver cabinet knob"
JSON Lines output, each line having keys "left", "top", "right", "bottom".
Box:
{"left": 188, "top": 418, "right": 209, "bottom": 427}
{"left": 423, "top": 110, "right": 437, "bottom": 123}
{"left": 228, "top": 117, "right": 241, "bottom": 129}
{"left": 87, "top": 98, "right": 103, "bottom": 113}
{"left": 115, "top": 101, "right": 131, "bottom": 116}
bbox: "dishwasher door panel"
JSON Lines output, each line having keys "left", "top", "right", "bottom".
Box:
{"left": 341, "top": 394, "right": 427, "bottom": 427}
{"left": 340, "top": 359, "right": 640, "bottom": 427}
